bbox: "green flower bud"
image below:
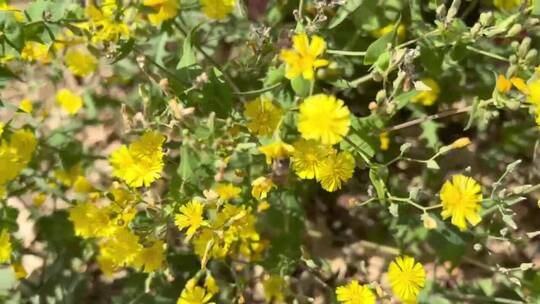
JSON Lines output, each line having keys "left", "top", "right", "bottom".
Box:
{"left": 507, "top": 24, "right": 522, "bottom": 37}
{"left": 479, "top": 12, "right": 494, "bottom": 27}
{"left": 518, "top": 37, "right": 531, "bottom": 58}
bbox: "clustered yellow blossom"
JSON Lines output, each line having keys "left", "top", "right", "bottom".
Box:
{"left": 68, "top": 187, "right": 165, "bottom": 276}
{"left": 412, "top": 78, "right": 440, "bottom": 106}
{"left": 291, "top": 139, "right": 333, "bottom": 179}
{"left": 65, "top": 49, "right": 98, "bottom": 77}
{"left": 259, "top": 141, "right": 295, "bottom": 165}
{"left": 21, "top": 41, "right": 51, "bottom": 64}
{"left": 110, "top": 131, "right": 166, "bottom": 187}
{"left": 175, "top": 199, "right": 265, "bottom": 264}
{"left": 440, "top": 174, "right": 483, "bottom": 231}
{"left": 263, "top": 275, "right": 287, "bottom": 303}
{"left": 200, "top": 0, "right": 236, "bottom": 20}
{"left": 336, "top": 280, "right": 375, "bottom": 304}
{"left": 280, "top": 33, "right": 329, "bottom": 80}
{"left": 214, "top": 183, "right": 241, "bottom": 201}
{"left": 243, "top": 97, "right": 283, "bottom": 136}
{"left": 56, "top": 89, "right": 84, "bottom": 115}
{"left": 177, "top": 274, "right": 219, "bottom": 304}
{"left": 388, "top": 256, "right": 426, "bottom": 303}
{"left": 0, "top": 129, "right": 37, "bottom": 193}
{"left": 144, "top": 0, "right": 179, "bottom": 25}
{"left": 251, "top": 176, "right": 274, "bottom": 200}
{"left": 0, "top": 3, "right": 24, "bottom": 22}
{"left": 79, "top": 0, "right": 130, "bottom": 43}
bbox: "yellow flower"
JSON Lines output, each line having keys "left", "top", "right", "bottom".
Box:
{"left": 56, "top": 89, "right": 83, "bottom": 115}
{"left": 144, "top": 0, "right": 179, "bottom": 25}
{"left": 0, "top": 230, "right": 12, "bottom": 263}
{"left": 528, "top": 79, "right": 540, "bottom": 105}
{"left": 68, "top": 202, "right": 110, "bottom": 238}
{"left": 411, "top": 78, "right": 440, "bottom": 106}
{"left": 388, "top": 256, "right": 425, "bottom": 303}
{"left": 97, "top": 253, "right": 117, "bottom": 278}
{"left": 133, "top": 240, "right": 165, "bottom": 272}
{"left": 317, "top": 151, "right": 355, "bottom": 192}
{"left": 11, "top": 261, "right": 27, "bottom": 279}
{"left": 251, "top": 176, "right": 274, "bottom": 200}
{"left": 200, "top": 0, "right": 235, "bottom": 20}
{"left": 80, "top": 4, "right": 130, "bottom": 43}
{"left": 298, "top": 94, "right": 351, "bottom": 145}
{"left": 0, "top": 129, "right": 37, "bottom": 186}
{"left": 177, "top": 284, "right": 214, "bottom": 304}
{"left": 440, "top": 174, "right": 483, "bottom": 231}
{"left": 263, "top": 275, "right": 286, "bottom": 303}
{"left": 109, "top": 131, "right": 165, "bottom": 187}
{"left": 259, "top": 141, "right": 294, "bottom": 165}
{"left": 54, "top": 164, "right": 82, "bottom": 187}
{"left": 336, "top": 280, "right": 376, "bottom": 304}
{"left": 0, "top": 3, "right": 24, "bottom": 22}
{"left": 21, "top": 41, "right": 51, "bottom": 64}
{"left": 510, "top": 77, "right": 528, "bottom": 94}
{"left": 204, "top": 274, "right": 219, "bottom": 294}
{"left": 243, "top": 97, "right": 283, "bottom": 136}
{"left": 215, "top": 183, "right": 241, "bottom": 201}
{"left": 379, "top": 132, "right": 390, "bottom": 151}
{"left": 175, "top": 200, "right": 208, "bottom": 238}
{"left": 496, "top": 74, "right": 512, "bottom": 94}
{"left": 279, "top": 33, "right": 329, "bottom": 80}
{"left": 73, "top": 176, "right": 93, "bottom": 193}
{"left": 493, "top": 0, "right": 522, "bottom": 10}
{"left": 0, "top": 123, "right": 4, "bottom": 137}
{"left": 99, "top": 228, "right": 142, "bottom": 266}
{"left": 291, "top": 139, "right": 332, "bottom": 179}
{"left": 65, "top": 49, "right": 97, "bottom": 77}
{"left": 33, "top": 193, "right": 47, "bottom": 207}
{"left": 19, "top": 99, "right": 33, "bottom": 114}
{"left": 373, "top": 23, "right": 406, "bottom": 40}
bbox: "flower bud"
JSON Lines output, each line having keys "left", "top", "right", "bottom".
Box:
{"left": 510, "top": 41, "right": 520, "bottom": 51}
{"left": 446, "top": 0, "right": 461, "bottom": 22}
{"left": 518, "top": 37, "right": 531, "bottom": 58}
{"left": 450, "top": 137, "right": 471, "bottom": 149}
{"left": 422, "top": 213, "right": 438, "bottom": 230}
{"left": 368, "top": 101, "right": 378, "bottom": 111}
{"left": 376, "top": 89, "right": 386, "bottom": 103}
{"left": 525, "top": 49, "right": 538, "bottom": 64}
{"left": 436, "top": 4, "right": 447, "bottom": 20}
{"left": 507, "top": 24, "right": 522, "bottom": 37}
{"left": 509, "top": 55, "right": 518, "bottom": 64}
{"left": 479, "top": 12, "right": 494, "bottom": 27}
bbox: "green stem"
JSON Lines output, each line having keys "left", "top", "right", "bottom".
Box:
{"left": 466, "top": 46, "right": 509, "bottom": 62}
{"left": 326, "top": 49, "right": 366, "bottom": 56}
{"left": 233, "top": 83, "right": 282, "bottom": 96}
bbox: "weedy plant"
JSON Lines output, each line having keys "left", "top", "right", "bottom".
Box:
{"left": 1, "top": 0, "right": 540, "bottom": 303}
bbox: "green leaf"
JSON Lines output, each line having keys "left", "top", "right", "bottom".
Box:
{"left": 426, "top": 159, "right": 440, "bottom": 170}
{"left": 290, "top": 77, "right": 311, "bottom": 97}
{"left": 263, "top": 65, "right": 285, "bottom": 86}
{"left": 363, "top": 24, "right": 397, "bottom": 65}
{"left": 25, "top": 0, "right": 66, "bottom": 22}
{"left": 200, "top": 68, "right": 233, "bottom": 118}
{"left": 420, "top": 120, "right": 441, "bottom": 149}
{"left": 369, "top": 165, "right": 388, "bottom": 202}
{"left": 329, "top": 0, "right": 364, "bottom": 29}
{"left": 394, "top": 90, "right": 419, "bottom": 111}
{"left": 177, "top": 29, "right": 197, "bottom": 69}
{"left": 178, "top": 145, "right": 198, "bottom": 183}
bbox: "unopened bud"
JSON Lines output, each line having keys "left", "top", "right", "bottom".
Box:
{"left": 422, "top": 213, "right": 438, "bottom": 230}
{"left": 509, "top": 54, "right": 518, "bottom": 64}
{"left": 376, "top": 90, "right": 386, "bottom": 103}
{"left": 159, "top": 78, "right": 169, "bottom": 91}
{"left": 451, "top": 137, "right": 471, "bottom": 149}
{"left": 507, "top": 24, "right": 522, "bottom": 37}
{"left": 470, "top": 23, "right": 482, "bottom": 37}
{"left": 446, "top": 0, "right": 461, "bottom": 22}
{"left": 436, "top": 4, "right": 447, "bottom": 20}
{"left": 510, "top": 41, "right": 520, "bottom": 51}
{"left": 479, "top": 12, "right": 494, "bottom": 27}
{"left": 518, "top": 37, "right": 531, "bottom": 58}
{"left": 526, "top": 49, "right": 538, "bottom": 64}
{"left": 507, "top": 65, "right": 518, "bottom": 77}
{"left": 368, "top": 101, "right": 378, "bottom": 111}
{"left": 370, "top": 70, "right": 383, "bottom": 82}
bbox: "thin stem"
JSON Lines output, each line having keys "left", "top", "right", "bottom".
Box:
{"left": 349, "top": 74, "right": 373, "bottom": 87}
{"left": 466, "top": 46, "right": 509, "bottom": 62}
{"left": 326, "top": 49, "right": 366, "bottom": 56}
{"left": 384, "top": 106, "right": 472, "bottom": 133}
{"left": 233, "top": 83, "right": 283, "bottom": 96}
